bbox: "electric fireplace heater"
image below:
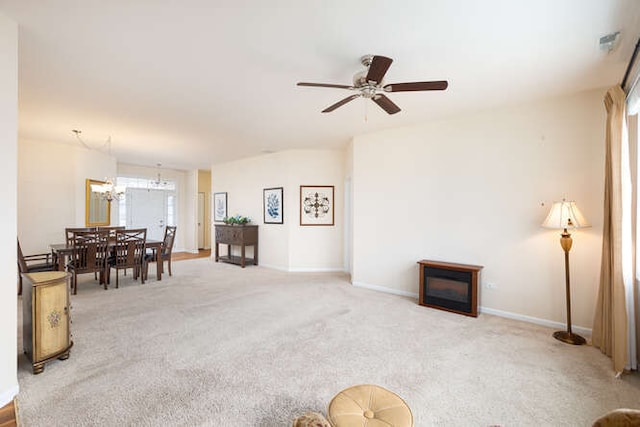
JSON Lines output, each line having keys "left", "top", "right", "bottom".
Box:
{"left": 417, "top": 260, "right": 483, "bottom": 317}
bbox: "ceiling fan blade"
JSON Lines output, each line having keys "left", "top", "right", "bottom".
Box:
{"left": 322, "top": 94, "right": 361, "bottom": 113}
{"left": 297, "top": 82, "right": 354, "bottom": 90}
{"left": 365, "top": 55, "right": 393, "bottom": 84}
{"left": 383, "top": 81, "right": 448, "bottom": 92}
{"left": 372, "top": 94, "right": 401, "bottom": 115}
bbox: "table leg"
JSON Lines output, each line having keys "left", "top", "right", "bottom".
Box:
{"left": 254, "top": 244, "right": 258, "bottom": 265}
{"left": 241, "top": 244, "right": 245, "bottom": 268}
{"left": 57, "top": 252, "right": 65, "bottom": 271}
{"left": 156, "top": 250, "right": 162, "bottom": 281}
{"left": 215, "top": 242, "right": 219, "bottom": 262}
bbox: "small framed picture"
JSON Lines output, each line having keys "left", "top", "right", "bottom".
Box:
{"left": 300, "top": 185, "right": 334, "bottom": 226}
{"left": 213, "top": 192, "right": 228, "bottom": 222}
{"left": 263, "top": 187, "right": 284, "bottom": 224}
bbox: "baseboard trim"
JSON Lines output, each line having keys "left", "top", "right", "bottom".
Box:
{"left": 259, "top": 264, "right": 346, "bottom": 273}
{"left": 0, "top": 384, "right": 19, "bottom": 408}
{"left": 173, "top": 247, "right": 199, "bottom": 254}
{"left": 257, "top": 263, "right": 289, "bottom": 272}
{"left": 351, "top": 281, "right": 592, "bottom": 336}
{"left": 288, "top": 267, "right": 345, "bottom": 273}
{"left": 479, "top": 306, "right": 592, "bottom": 336}
{"left": 352, "top": 281, "right": 419, "bottom": 299}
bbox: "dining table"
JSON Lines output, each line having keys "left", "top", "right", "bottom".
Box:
{"left": 50, "top": 239, "right": 165, "bottom": 281}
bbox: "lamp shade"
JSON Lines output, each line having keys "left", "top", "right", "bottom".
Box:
{"left": 541, "top": 200, "right": 590, "bottom": 229}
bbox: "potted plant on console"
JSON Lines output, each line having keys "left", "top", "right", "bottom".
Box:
{"left": 223, "top": 214, "right": 251, "bottom": 225}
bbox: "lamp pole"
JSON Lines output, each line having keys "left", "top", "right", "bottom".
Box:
{"left": 553, "top": 225, "right": 586, "bottom": 345}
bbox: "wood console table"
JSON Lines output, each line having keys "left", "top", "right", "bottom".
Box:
{"left": 215, "top": 224, "right": 258, "bottom": 268}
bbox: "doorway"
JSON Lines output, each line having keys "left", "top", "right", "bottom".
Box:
{"left": 198, "top": 192, "right": 205, "bottom": 249}
{"left": 126, "top": 188, "right": 168, "bottom": 242}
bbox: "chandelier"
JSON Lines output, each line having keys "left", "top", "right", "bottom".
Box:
{"left": 91, "top": 179, "right": 125, "bottom": 202}
{"left": 148, "top": 163, "right": 170, "bottom": 190}
{"left": 73, "top": 130, "right": 126, "bottom": 202}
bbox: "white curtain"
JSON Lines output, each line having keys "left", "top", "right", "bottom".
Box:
{"left": 626, "top": 56, "right": 640, "bottom": 370}
{"left": 593, "top": 86, "right": 629, "bottom": 374}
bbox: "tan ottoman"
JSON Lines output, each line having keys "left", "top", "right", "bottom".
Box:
{"left": 592, "top": 408, "right": 640, "bottom": 426}
{"left": 327, "top": 384, "right": 413, "bottom": 427}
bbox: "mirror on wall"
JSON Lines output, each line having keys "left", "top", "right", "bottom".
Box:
{"left": 85, "top": 179, "right": 110, "bottom": 226}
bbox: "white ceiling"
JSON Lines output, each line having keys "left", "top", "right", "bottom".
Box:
{"left": 1, "top": 0, "right": 639, "bottom": 170}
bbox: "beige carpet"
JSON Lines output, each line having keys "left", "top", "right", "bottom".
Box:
{"left": 16, "top": 259, "right": 640, "bottom": 426}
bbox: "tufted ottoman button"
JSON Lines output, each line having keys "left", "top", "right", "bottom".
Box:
{"left": 327, "top": 384, "right": 413, "bottom": 427}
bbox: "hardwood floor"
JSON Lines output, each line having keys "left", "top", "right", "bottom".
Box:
{"left": 171, "top": 249, "right": 211, "bottom": 261}
{"left": 0, "top": 399, "right": 18, "bottom": 427}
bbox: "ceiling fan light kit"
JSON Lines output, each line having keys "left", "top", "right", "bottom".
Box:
{"left": 297, "top": 54, "right": 448, "bottom": 115}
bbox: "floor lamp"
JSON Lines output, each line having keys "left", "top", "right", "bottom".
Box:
{"left": 542, "top": 200, "right": 590, "bottom": 345}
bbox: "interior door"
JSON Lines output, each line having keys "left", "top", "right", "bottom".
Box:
{"left": 198, "top": 192, "right": 205, "bottom": 249}
{"left": 126, "top": 188, "right": 167, "bottom": 242}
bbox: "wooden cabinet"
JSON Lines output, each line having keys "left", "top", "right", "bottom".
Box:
{"left": 22, "top": 271, "right": 73, "bottom": 374}
{"left": 215, "top": 225, "right": 258, "bottom": 268}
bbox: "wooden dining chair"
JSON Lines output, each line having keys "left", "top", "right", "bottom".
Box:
{"left": 65, "top": 227, "right": 98, "bottom": 279}
{"left": 144, "top": 226, "right": 177, "bottom": 280}
{"left": 97, "top": 226, "right": 127, "bottom": 274}
{"left": 107, "top": 228, "right": 147, "bottom": 288}
{"left": 65, "top": 227, "right": 97, "bottom": 245}
{"left": 67, "top": 229, "right": 110, "bottom": 294}
{"left": 97, "top": 225, "right": 125, "bottom": 238}
{"left": 17, "top": 238, "right": 55, "bottom": 295}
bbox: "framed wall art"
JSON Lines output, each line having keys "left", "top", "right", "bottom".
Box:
{"left": 300, "top": 185, "right": 334, "bottom": 226}
{"left": 263, "top": 187, "right": 284, "bottom": 224}
{"left": 213, "top": 192, "right": 228, "bottom": 222}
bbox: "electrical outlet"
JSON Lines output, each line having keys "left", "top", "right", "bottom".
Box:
{"left": 484, "top": 282, "right": 497, "bottom": 290}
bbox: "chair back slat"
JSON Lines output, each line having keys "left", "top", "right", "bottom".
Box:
{"left": 70, "top": 230, "right": 109, "bottom": 273}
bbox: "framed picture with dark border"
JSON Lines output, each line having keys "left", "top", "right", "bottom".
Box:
{"left": 213, "top": 192, "right": 227, "bottom": 222}
{"left": 263, "top": 187, "right": 284, "bottom": 224}
{"left": 300, "top": 185, "right": 334, "bottom": 226}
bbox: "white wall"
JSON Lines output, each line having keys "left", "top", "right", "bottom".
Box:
{"left": 117, "top": 163, "right": 196, "bottom": 253}
{"left": 351, "top": 88, "right": 606, "bottom": 330}
{"left": 184, "top": 169, "right": 199, "bottom": 254}
{"left": 18, "top": 140, "right": 116, "bottom": 254}
{"left": 286, "top": 150, "right": 344, "bottom": 271}
{"left": 0, "top": 12, "right": 18, "bottom": 407}
{"left": 211, "top": 149, "right": 344, "bottom": 271}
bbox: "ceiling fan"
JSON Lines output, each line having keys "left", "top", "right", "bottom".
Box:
{"left": 297, "top": 55, "right": 448, "bottom": 115}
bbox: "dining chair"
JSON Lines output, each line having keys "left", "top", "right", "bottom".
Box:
{"left": 97, "top": 225, "right": 125, "bottom": 238}
{"left": 65, "top": 227, "right": 98, "bottom": 279}
{"left": 67, "top": 229, "right": 110, "bottom": 294}
{"left": 97, "top": 226, "right": 127, "bottom": 275}
{"left": 65, "top": 227, "right": 97, "bottom": 245}
{"left": 107, "top": 228, "right": 147, "bottom": 288}
{"left": 17, "top": 238, "right": 55, "bottom": 295}
{"left": 144, "top": 226, "right": 177, "bottom": 280}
